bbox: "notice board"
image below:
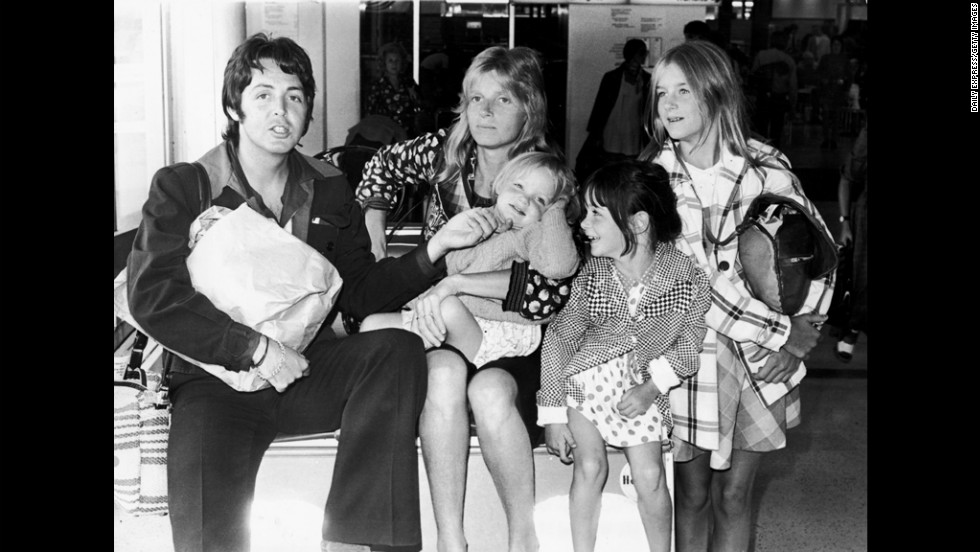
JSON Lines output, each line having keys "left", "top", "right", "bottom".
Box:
{"left": 566, "top": 3, "right": 708, "bottom": 169}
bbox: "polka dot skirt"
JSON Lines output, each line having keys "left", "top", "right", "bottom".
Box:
{"left": 567, "top": 355, "right": 666, "bottom": 448}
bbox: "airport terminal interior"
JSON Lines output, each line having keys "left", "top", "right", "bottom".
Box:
{"left": 115, "top": 1, "right": 868, "bottom": 550}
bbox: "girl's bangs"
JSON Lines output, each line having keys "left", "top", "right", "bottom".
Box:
{"left": 582, "top": 180, "right": 611, "bottom": 208}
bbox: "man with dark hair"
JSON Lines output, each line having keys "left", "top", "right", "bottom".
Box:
{"left": 578, "top": 38, "right": 651, "bottom": 181}
{"left": 683, "top": 20, "right": 712, "bottom": 42}
{"left": 127, "top": 33, "right": 501, "bottom": 552}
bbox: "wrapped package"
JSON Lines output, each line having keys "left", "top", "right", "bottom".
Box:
{"left": 182, "top": 204, "right": 344, "bottom": 391}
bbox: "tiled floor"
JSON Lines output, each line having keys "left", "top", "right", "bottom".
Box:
{"left": 747, "top": 114, "right": 868, "bottom": 552}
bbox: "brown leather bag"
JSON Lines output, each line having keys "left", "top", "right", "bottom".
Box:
{"left": 735, "top": 194, "right": 838, "bottom": 315}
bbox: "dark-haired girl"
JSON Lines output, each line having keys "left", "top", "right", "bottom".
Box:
{"left": 538, "top": 160, "right": 711, "bottom": 552}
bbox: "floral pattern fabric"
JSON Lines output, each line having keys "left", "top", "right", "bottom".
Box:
{"left": 366, "top": 76, "right": 422, "bottom": 136}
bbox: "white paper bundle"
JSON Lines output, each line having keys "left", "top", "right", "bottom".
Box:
{"left": 114, "top": 203, "right": 344, "bottom": 393}
{"left": 183, "top": 204, "right": 344, "bottom": 391}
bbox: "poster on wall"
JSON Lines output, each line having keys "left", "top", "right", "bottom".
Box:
{"left": 566, "top": 3, "right": 708, "bottom": 169}
{"left": 257, "top": 2, "right": 299, "bottom": 40}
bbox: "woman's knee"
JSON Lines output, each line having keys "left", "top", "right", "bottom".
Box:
{"left": 467, "top": 369, "right": 518, "bottom": 414}
{"left": 425, "top": 349, "right": 469, "bottom": 405}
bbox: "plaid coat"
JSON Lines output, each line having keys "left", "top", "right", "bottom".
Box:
{"left": 654, "top": 138, "right": 835, "bottom": 467}
{"left": 537, "top": 242, "right": 711, "bottom": 427}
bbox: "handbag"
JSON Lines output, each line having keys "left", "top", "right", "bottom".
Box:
{"left": 113, "top": 329, "right": 170, "bottom": 516}
{"left": 706, "top": 192, "right": 837, "bottom": 316}
{"left": 113, "top": 161, "right": 208, "bottom": 516}
{"left": 736, "top": 194, "right": 837, "bottom": 315}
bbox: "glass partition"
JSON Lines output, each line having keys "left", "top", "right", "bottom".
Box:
{"left": 359, "top": 1, "right": 568, "bottom": 150}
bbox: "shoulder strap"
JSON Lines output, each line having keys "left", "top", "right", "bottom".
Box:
{"left": 192, "top": 161, "right": 211, "bottom": 214}
{"left": 138, "top": 161, "right": 209, "bottom": 405}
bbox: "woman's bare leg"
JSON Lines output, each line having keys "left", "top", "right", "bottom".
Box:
{"left": 420, "top": 349, "right": 471, "bottom": 552}
{"left": 468, "top": 368, "right": 539, "bottom": 552}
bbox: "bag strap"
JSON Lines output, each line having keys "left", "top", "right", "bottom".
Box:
{"left": 122, "top": 331, "right": 150, "bottom": 387}
{"left": 701, "top": 157, "right": 800, "bottom": 248}
{"left": 150, "top": 161, "right": 210, "bottom": 406}
{"left": 158, "top": 161, "right": 210, "bottom": 404}
{"left": 193, "top": 161, "right": 211, "bottom": 214}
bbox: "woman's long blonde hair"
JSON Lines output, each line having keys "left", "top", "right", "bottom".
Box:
{"left": 639, "top": 40, "right": 780, "bottom": 170}
{"left": 435, "top": 46, "right": 552, "bottom": 187}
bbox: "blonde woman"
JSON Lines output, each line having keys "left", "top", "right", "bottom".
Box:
{"left": 357, "top": 46, "right": 571, "bottom": 552}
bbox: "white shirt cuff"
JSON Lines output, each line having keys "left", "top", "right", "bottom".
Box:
{"left": 758, "top": 312, "right": 791, "bottom": 351}
{"left": 648, "top": 356, "right": 681, "bottom": 393}
{"left": 537, "top": 406, "right": 568, "bottom": 427}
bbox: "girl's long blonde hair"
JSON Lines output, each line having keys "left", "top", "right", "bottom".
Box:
{"left": 436, "top": 46, "right": 552, "bottom": 188}
{"left": 639, "top": 40, "right": 781, "bottom": 170}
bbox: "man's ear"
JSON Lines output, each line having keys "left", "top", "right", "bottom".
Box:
{"left": 226, "top": 106, "right": 241, "bottom": 122}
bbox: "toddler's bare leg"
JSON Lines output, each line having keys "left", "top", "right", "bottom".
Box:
{"left": 359, "top": 312, "right": 407, "bottom": 333}
{"left": 439, "top": 295, "right": 483, "bottom": 362}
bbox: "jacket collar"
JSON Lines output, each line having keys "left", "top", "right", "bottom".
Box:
{"left": 657, "top": 138, "right": 751, "bottom": 183}
{"left": 590, "top": 241, "right": 694, "bottom": 301}
{"left": 195, "top": 141, "right": 342, "bottom": 218}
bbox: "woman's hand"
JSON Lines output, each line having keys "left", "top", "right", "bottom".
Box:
{"left": 545, "top": 423, "right": 577, "bottom": 464}
{"left": 616, "top": 380, "right": 661, "bottom": 419}
{"left": 409, "top": 276, "right": 460, "bottom": 347}
{"left": 783, "top": 312, "right": 827, "bottom": 360}
{"left": 427, "top": 208, "right": 510, "bottom": 261}
{"left": 259, "top": 339, "right": 310, "bottom": 393}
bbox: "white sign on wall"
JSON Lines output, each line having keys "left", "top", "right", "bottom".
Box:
{"left": 565, "top": 3, "right": 708, "bottom": 169}
{"left": 257, "top": 2, "right": 299, "bottom": 40}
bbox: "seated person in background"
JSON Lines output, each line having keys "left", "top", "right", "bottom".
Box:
{"left": 366, "top": 42, "right": 424, "bottom": 137}
{"left": 361, "top": 151, "right": 581, "bottom": 369}
{"left": 127, "top": 33, "right": 502, "bottom": 552}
